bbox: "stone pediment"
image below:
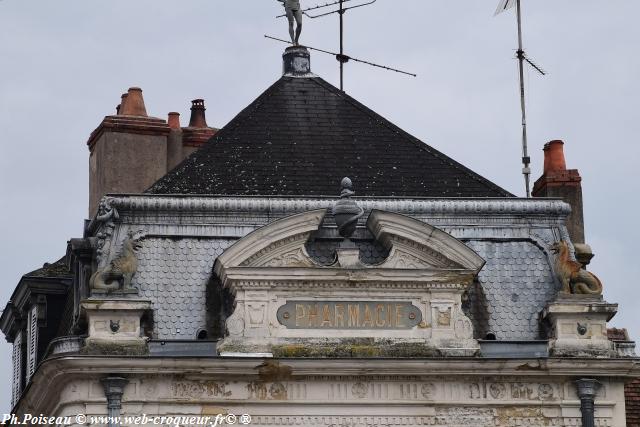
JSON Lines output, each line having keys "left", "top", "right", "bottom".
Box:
{"left": 214, "top": 208, "right": 486, "bottom": 357}
{"left": 214, "top": 209, "right": 485, "bottom": 285}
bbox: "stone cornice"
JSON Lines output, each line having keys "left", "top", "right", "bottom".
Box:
{"left": 16, "top": 355, "right": 640, "bottom": 415}
{"left": 103, "top": 195, "right": 570, "bottom": 218}
{"left": 32, "top": 355, "right": 640, "bottom": 382}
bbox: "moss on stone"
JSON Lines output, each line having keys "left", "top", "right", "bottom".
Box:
{"left": 271, "top": 339, "right": 442, "bottom": 358}
{"left": 80, "top": 339, "right": 148, "bottom": 356}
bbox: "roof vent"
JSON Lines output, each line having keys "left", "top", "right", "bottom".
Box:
{"left": 283, "top": 46, "right": 311, "bottom": 77}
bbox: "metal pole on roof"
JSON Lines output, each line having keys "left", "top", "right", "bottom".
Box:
{"left": 515, "top": 0, "right": 531, "bottom": 198}
{"left": 495, "top": 0, "right": 545, "bottom": 198}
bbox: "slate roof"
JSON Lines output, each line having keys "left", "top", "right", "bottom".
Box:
{"left": 464, "top": 240, "right": 558, "bottom": 340}
{"left": 25, "top": 257, "right": 71, "bottom": 279}
{"left": 135, "top": 237, "right": 234, "bottom": 339}
{"left": 147, "top": 75, "right": 512, "bottom": 197}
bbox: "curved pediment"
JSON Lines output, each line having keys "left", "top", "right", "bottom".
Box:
{"left": 367, "top": 210, "right": 485, "bottom": 273}
{"left": 214, "top": 208, "right": 486, "bottom": 286}
{"left": 214, "top": 210, "right": 326, "bottom": 281}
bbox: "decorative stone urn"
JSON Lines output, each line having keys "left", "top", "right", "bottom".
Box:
{"left": 332, "top": 177, "right": 364, "bottom": 240}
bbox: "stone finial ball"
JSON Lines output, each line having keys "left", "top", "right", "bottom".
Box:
{"left": 341, "top": 177, "right": 353, "bottom": 190}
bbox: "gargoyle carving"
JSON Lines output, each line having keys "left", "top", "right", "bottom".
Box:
{"left": 551, "top": 241, "right": 602, "bottom": 295}
{"left": 90, "top": 233, "right": 143, "bottom": 292}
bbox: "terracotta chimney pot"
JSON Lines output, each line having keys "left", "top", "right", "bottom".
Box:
{"left": 118, "top": 93, "right": 129, "bottom": 116}
{"left": 119, "top": 87, "right": 148, "bottom": 117}
{"left": 543, "top": 140, "right": 567, "bottom": 174}
{"left": 168, "top": 112, "right": 181, "bottom": 129}
{"left": 188, "top": 99, "right": 208, "bottom": 128}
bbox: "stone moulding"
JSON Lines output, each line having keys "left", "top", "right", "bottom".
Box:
{"left": 101, "top": 195, "right": 571, "bottom": 217}
{"left": 542, "top": 296, "right": 620, "bottom": 358}
{"left": 367, "top": 210, "right": 485, "bottom": 272}
{"left": 14, "top": 356, "right": 640, "bottom": 426}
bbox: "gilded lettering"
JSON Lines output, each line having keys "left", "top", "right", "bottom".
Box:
{"left": 396, "top": 304, "right": 405, "bottom": 327}
{"left": 375, "top": 304, "right": 386, "bottom": 327}
{"left": 308, "top": 304, "right": 318, "bottom": 327}
{"left": 279, "top": 301, "right": 421, "bottom": 330}
{"left": 348, "top": 304, "right": 360, "bottom": 327}
{"left": 335, "top": 304, "right": 345, "bottom": 327}
{"left": 322, "top": 304, "right": 333, "bottom": 327}
{"left": 295, "top": 304, "right": 306, "bottom": 327}
{"left": 363, "top": 305, "right": 374, "bottom": 327}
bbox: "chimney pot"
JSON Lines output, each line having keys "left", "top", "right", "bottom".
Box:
{"left": 543, "top": 140, "right": 567, "bottom": 174}
{"left": 533, "top": 139, "right": 585, "bottom": 244}
{"left": 168, "top": 112, "right": 181, "bottom": 129}
{"left": 188, "top": 99, "right": 208, "bottom": 128}
{"left": 119, "top": 87, "right": 148, "bottom": 117}
{"left": 118, "top": 93, "right": 129, "bottom": 116}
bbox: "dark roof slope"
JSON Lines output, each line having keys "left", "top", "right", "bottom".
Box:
{"left": 148, "top": 76, "right": 512, "bottom": 197}
{"left": 25, "top": 257, "right": 71, "bottom": 278}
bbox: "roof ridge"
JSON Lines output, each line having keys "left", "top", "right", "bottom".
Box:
{"left": 307, "top": 77, "right": 513, "bottom": 197}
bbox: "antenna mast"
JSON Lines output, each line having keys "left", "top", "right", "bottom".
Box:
{"left": 302, "top": 0, "right": 377, "bottom": 91}
{"left": 516, "top": 0, "right": 531, "bottom": 197}
{"left": 496, "top": 0, "right": 545, "bottom": 198}
{"left": 271, "top": 0, "right": 415, "bottom": 85}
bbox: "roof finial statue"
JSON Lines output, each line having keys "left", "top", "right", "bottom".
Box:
{"left": 332, "top": 177, "right": 364, "bottom": 241}
{"left": 278, "top": 0, "right": 303, "bottom": 45}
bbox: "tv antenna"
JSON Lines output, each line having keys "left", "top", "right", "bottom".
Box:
{"left": 273, "top": 0, "right": 415, "bottom": 91}
{"left": 495, "top": 0, "right": 546, "bottom": 198}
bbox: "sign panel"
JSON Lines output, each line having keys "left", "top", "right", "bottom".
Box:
{"left": 277, "top": 301, "right": 422, "bottom": 330}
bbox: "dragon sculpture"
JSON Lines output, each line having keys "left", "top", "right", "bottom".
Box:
{"left": 90, "top": 234, "right": 143, "bottom": 292}
{"left": 551, "top": 240, "right": 602, "bottom": 295}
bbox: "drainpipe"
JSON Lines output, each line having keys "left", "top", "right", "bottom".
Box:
{"left": 576, "top": 378, "right": 600, "bottom": 427}
{"left": 101, "top": 377, "right": 129, "bottom": 427}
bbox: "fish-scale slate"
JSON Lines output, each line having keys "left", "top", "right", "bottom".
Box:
{"left": 306, "top": 240, "right": 390, "bottom": 266}
{"left": 147, "top": 76, "right": 512, "bottom": 198}
{"left": 464, "top": 241, "right": 559, "bottom": 340}
{"left": 133, "top": 236, "right": 558, "bottom": 340}
{"left": 134, "top": 237, "right": 234, "bottom": 339}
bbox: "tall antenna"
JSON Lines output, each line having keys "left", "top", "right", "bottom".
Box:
{"left": 275, "top": 0, "right": 411, "bottom": 91}
{"left": 495, "top": 0, "right": 546, "bottom": 198}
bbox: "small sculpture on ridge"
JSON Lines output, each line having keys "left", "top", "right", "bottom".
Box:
{"left": 278, "top": 0, "right": 303, "bottom": 45}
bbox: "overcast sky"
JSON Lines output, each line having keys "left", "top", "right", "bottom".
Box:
{"left": 1, "top": 0, "right": 639, "bottom": 412}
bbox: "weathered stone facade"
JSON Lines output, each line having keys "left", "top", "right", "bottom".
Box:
{"left": 19, "top": 357, "right": 635, "bottom": 426}
{"left": 3, "top": 47, "right": 639, "bottom": 427}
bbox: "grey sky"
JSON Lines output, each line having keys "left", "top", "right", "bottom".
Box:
{"left": 1, "top": 0, "right": 639, "bottom": 412}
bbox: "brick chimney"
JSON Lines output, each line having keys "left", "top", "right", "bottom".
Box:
{"left": 166, "top": 112, "right": 183, "bottom": 171}
{"left": 87, "top": 87, "right": 170, "bottom": 217}
{"left": 532, "top": 140, "right": 585, "bottom": 243}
